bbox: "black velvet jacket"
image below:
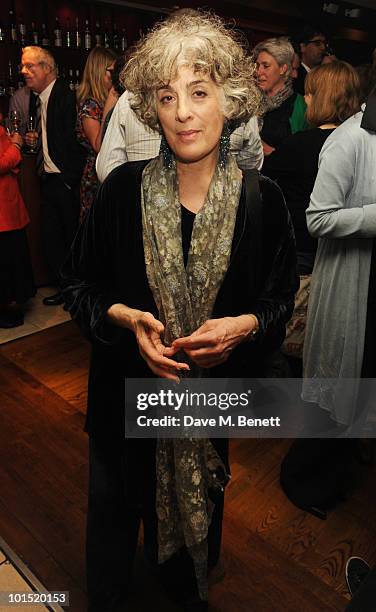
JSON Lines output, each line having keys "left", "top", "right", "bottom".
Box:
{"left": 61, "top": 161, "right": 298, "bottom": 439}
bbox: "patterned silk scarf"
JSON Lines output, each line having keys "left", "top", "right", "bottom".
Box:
{"left": 141, "top": 154, "right": 242, "bottom": 599}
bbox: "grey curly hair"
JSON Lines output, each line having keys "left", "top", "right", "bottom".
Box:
{"left": 253, "top": 37, "right": 294, "bottom": 81}
{"left": 120, "top": 12, "right": 262, "bottom": 132}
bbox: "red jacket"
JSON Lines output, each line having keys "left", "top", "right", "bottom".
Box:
{"left": 0, "top": 126, "right": 29, "bottom": 232}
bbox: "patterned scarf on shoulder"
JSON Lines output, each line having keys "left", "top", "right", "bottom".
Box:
{"left": 258, "top": 79, "right": 294, "bottom": 132}
{"left": 262, "top": 80, "right": 294, "bottom": 113}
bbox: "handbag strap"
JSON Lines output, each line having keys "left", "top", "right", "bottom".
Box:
{"left": 243, "top": 169, "right": 263, "bottom": 287}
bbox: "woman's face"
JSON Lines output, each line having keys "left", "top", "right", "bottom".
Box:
{"left": 104, "top": 62, "right": 115, "bottom": 90}
{"left": 156, "top": 66, "right": 225, "bottom": 165}
{"left": 256, "top": 51, "right": 287, "bottom": 96}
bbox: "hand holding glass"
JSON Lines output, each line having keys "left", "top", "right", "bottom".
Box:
{"left": 26, "top": 116, "right": 38, "bottom": 154}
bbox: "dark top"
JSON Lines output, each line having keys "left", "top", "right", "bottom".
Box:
{"left": 292, "top": 64, "right": 308, "bottom": 96}
{"left": 294, "top": 64, "right": 308, "bottom": 96}
{"left": 362, "top": 240, "right": 376, "bottom": 377}
{"left": 261, "top": 92, "right": 298, "bottom": 149}
{"left": 262, "top": 127, "right": 334, "bottom": 273}
{"left": 361, "top": 89, "right": 376, "bottom": 132}
{"left": 61, "top": 161, "right": 298, "bottom": 440}
{"left": 46, "top": 78, "right": 86, "bottom": 187}
{"left": 181, "top": 204, "right": 195, "bottom": 266}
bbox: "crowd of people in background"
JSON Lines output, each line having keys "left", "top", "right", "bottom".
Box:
{"left": 1, "top": 8, "right": 376, "bottom": 612}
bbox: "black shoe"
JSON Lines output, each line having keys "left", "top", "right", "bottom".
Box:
{"left": 345, "top": 556, "right": 371, "bottom": 597}
{"left": 42, "top": 292, "right": 64, "bottom": 306}
{"left": 0, "top": 311, "right": 24, "bottom": 328}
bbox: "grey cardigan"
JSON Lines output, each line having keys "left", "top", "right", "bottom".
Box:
{"left": 302, "top": 108, "right": 376, "bottom": 424}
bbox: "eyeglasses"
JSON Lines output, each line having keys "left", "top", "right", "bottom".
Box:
{"left": 306, "top": 39, "right": 328, "bottom": 48}
{"left": 19, "top": 62, "right": 43, "bottom": 72}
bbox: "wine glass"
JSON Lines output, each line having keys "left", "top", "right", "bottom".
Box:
{"left": 27, "top": 115, "right": 38, "bottom": 153}
{"left": 9, "top": 109, "right": 21, "bottom": 133}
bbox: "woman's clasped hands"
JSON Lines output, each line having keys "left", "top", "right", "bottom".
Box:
{"left": 137, "top": 314, "right": 258, "bottom": 379}
{"left": 109, "top": 304, "right": 258, "bottom": 381}
{"left": 166, "top": 315, "right": 258, "bottom": 370}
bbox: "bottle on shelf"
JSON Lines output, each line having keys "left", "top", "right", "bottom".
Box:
{"left": 112, "top": 22, "right": 119, "bottom": 50}
{"left": 66, "top": 19, "right": 72, "bottom": 48}
{"left": 121, "top": 28, "right": 127, "bottom": 52}
{"left": 9, "top": 8, "right": 17, "bottom": 44}
{"left": 41, "top": 22, "right": 50, "bottom": 47}
{"left": 103, "top": 21, "right": 110, "bottom": 49}
{"left": 68, "top": 68, "right": 75, "bottom": 91}
{"left": 0, "top": 22, "right": 7, "bottom": 44}
{"left": 0, "top": 22, "right": 6, "bottom": 44}
{"left": 84, "top": 19, "right": 91, "bottom": 51}
{"left": 54, "top": 17, "right": 62, "bottom": 47}
{"left": 94, "top": 21, "right": 102, "bottom": 47}
{"left": 74, "top": 69, "right": 80, "bottom": 90}
{"left": 30, "top": 21, "right": 39, "bottom": 45}
{"left": 19, "top": 14, "right": 26, "bottom": 46}
{"left": 58, "top": 65, "right": 66, "bottom": 80}
{"left": 7, "top": 61, "right": 16, "bottom": 97}
{"left": 75, "top": 17, "right": 81, "bottom": 49}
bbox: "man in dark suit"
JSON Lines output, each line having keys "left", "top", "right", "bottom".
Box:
{"left": 22, "top": 46, "right": 85, "bottom": 305}
{"left": 293, "top": 25, "right": 329, "bottom": 95}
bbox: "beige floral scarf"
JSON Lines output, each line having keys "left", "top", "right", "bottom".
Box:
{"left": 141, "top": 154, "right": 242, "bottom": 599}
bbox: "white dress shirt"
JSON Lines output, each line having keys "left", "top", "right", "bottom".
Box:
{"left": 39, "top": 79, "right": 60, "bottom": 174}
{"left": 96, "top": 90, "right": 263, "bottom": 183}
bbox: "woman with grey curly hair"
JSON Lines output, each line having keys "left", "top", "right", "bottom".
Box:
{"left": 62, "top": 11, "right": 297, "bottom": 612}
{"left": 254, "top": 37, "right": 307, "bottom": 156}
{"left": 122, "top": 13, "right": 261, "bottom": 131}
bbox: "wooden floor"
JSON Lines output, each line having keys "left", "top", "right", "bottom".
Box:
{"left": 0, "top": 321, "right": 375, "bottom": 612}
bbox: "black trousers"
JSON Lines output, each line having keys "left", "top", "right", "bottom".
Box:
{"left": 86, "top": 437, "right": 227, "bottom": 612}
{"left": 345, "top": 565, "right": 376, "bottom": 611}
{"left": 40, "top": 173, "right": 80, "bottom": 282}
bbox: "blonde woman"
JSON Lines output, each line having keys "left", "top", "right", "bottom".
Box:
{"left": 76, "top": 46, "right": 117, "bottom": 221}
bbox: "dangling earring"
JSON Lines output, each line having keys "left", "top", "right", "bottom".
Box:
{"left": 218, "top": 123, "right": 231, "bottom": 169}
{"left": 160, "top": 133, "right": 174, "bottom": 169}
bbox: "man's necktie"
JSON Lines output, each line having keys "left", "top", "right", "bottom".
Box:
{"left": 35, "top": 95, "right": 44, "bottom": 176}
